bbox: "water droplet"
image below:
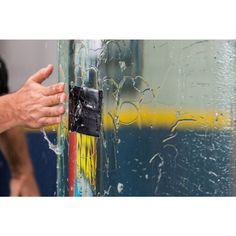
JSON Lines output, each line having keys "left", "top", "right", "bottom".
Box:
{"left": 103, "top": 140, "right": 107, "bottom": 148}
{"left": 176, "top": 111, "right": 181, "bottom": 118}
{"left": 117, "top": 183, "right": 124, "bottom": 193}
{"left": 119, "top": 61, "right": 127, "bottom": 72}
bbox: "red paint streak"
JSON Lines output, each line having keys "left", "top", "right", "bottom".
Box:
{"left": 68, "top": 132, "right": 77, "bottom": 196}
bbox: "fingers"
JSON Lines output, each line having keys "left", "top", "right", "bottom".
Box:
{"left": 39, "top": 116, "right": 62, "bottom": 126}
{"left": 43, "top": 82, "right": 65, "bottom": 96}
{"left": 29, "top": 64, "right": 54, "bottom": 84}
{"left": 44, "top": 92, "right": 66, "bottom": 106}
{"left": 42, "top": 106, "right": 65, "bottom": 117}
{"left": 37, "top": 106, "right": 65, "bottom": 126}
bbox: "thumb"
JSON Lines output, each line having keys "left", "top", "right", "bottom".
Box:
{"left": 29, "top": 64, "right": 54, "bottom": 84}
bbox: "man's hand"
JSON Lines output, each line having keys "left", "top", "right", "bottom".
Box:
{"left": 12, "top": 64, "right": 66, "bottom": 129}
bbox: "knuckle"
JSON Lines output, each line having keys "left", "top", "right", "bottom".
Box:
{"left": 55, "top": 84, "right": 61, "bottom": 93}
{"left": 47, "top": 108, "right": 58, "bottom": 117}
{"left": 46, "top": 109, "right": 53, "bottom": 117}
{"left": 49, "top": 95, "right": 59, "bottom": 105}
{"left": 52, "top": 85, "right": 57, "bottom": 93}
{"left": 48, "top": 85, "right": 57, "bottom": 95}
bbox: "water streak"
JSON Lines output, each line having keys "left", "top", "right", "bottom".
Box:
{"left": 41, "top": 128, "right": 63, "bottom": 155}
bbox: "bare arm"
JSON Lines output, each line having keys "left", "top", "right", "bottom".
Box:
{"left": 0, "top": 127, "right": 39, "bottom": 196}
{"left": 0, "top": 64, "right": 66, "bottom": 133}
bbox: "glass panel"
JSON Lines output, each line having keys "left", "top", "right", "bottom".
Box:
{"left": 57, "top": 40, "right": 236, "bottom": 196}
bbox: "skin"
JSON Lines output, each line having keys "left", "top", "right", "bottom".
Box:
{"left": 0, "top": 64, "right": 66, "bottom": 133}
{"left": 0, "top": 64, "right": 66, "bottom": 195}
{"left": 0, "top": 127, "right": 40, "bottom": 196}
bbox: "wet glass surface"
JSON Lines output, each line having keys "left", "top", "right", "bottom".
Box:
{"left": 57, "top": 40, "right": 236, "bottom": 196}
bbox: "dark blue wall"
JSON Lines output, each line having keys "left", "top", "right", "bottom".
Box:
{"left": 97, "top": 127, "right": 231, "bottom": 196}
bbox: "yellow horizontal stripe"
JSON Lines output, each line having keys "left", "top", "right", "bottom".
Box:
{"left": 25, "top": 107, "right": 231, "bottom": 133}
{"left": 102, "top": 107, "right": 231, "bottom": 130}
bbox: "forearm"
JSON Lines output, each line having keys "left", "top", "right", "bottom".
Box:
{"left": 0, "top": 93, "right": 20, "bottom": 133}
{"left": 0, "top": 127, "right": 40, "bottom": 196}
{"left": 0, "top": 126, "right": 33, "bottom": 176}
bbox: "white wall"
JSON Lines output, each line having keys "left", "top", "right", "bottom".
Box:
{"left": 0, "top": 40, "right": 58, "bottom": 92}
